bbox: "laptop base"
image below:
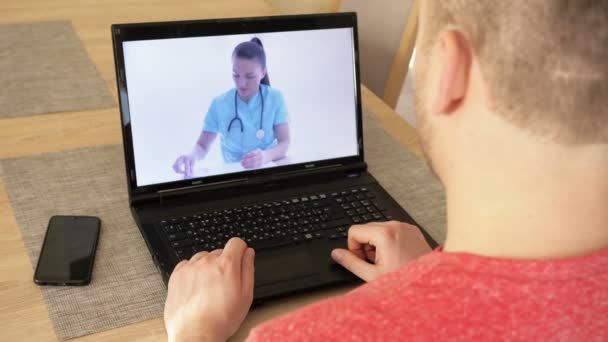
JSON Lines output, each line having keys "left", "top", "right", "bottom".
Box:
{"left": 131, "top": 171, "right": 436, "bottom": 301}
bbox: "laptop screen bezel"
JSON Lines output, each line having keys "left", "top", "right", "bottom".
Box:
{"left": 111, "top": 13, "right": 364, "bottom": 198}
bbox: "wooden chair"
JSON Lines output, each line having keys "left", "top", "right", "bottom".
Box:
{"left": 338, "top": 0, "right": 420, "bottom": 109}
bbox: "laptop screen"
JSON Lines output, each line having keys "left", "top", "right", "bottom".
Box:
{"left": 122, "top": 27, "right": 359, "bottom": 187}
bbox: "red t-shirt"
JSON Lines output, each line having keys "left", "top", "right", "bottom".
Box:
{"left": 247, "top": 247, "right": 608, "bottom": 341}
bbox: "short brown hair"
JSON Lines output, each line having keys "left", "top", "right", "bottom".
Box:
{"left": 424, "top": 1, "right": 608, "bottom": 144}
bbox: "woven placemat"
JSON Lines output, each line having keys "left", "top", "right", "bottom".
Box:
{"left": 0, "top": 21, "right": 115, "bottom": 118}
{"left": 0, "top": 145, "right": 166, "bottom": 340}
{"left": 363, "top": 113, "right": 446, "bottom": 242}
{"left": 0, "top": 111, "right": 445, "bottom": 340}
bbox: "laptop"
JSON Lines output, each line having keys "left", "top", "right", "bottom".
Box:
{"left": 111, "top": 13, "right": 437, "bottom": 303}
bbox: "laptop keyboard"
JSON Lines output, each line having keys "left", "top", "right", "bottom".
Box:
{"left": 159, "top": 186, "right": 395, "bottom": 261}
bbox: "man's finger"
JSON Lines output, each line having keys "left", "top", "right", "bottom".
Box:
{"left": 221, "top": 238, "right": 248, "bottom": 274}
{"left": 210, "top": 249, "right": 223, "bottom": 257}
{"left": 190, "top": 251, "right": 208, "bottom": 263}
{"left": 365, "top": 249, "right": 376, "bottom": 263}
{"left": 347, "top": 224, "right": 386, "bottom": 253}
{"left": 241, "top": 248, "right": 255, "bottom": 294}
{"left": 173, "top": 259, "right": 187, "bottom": 272}
{"left": 346, "top": 225, "right": 373, "bottom": 259}
{"left": 331, "top": 248, "right": 376, "bottom": 282}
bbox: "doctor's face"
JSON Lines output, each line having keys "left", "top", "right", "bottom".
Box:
{"left": 232, "top": 57, "right": 266, "bottom": 101}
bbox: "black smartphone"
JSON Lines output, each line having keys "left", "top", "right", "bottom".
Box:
{"left": 34, "top": 215, "right": 101, "bottom": 286}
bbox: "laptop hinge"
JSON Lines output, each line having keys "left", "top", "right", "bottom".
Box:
{"left": 346, "top": 171, "right": 360, "bottom": 178}
{"left": 157, "top": 177, "right": 249, "bottom": 204}
{"left": 152, "top": 162, "right": 367, "bottom": 204}
{"left": 264, "top": 164, "right": 344, "bottom": 182}
{"left": 258, "top": 162, "right": 366, "bottom": 184}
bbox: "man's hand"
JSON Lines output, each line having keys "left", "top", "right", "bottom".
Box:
{"left": 241, "top": 149, "right": 268, "bottom": 169}
{"left": 164, "top": 238, "right": 255, "bottom": 342}
{"left": 331, "top": 221, "right": 432, "bottom": 282}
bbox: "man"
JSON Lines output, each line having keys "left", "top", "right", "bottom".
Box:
{"left": 163, "top": 1, "right": 608, "bottom": 340}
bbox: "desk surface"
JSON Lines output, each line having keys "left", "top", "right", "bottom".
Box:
{"left": 0, "top": 0, "right": 421, "bottom": 341}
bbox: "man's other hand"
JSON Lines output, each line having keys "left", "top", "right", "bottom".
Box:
{"left": 331, "top": 221, "right": 432, "bottom": 282}
{"left": 164, "top": 238, "right": 255, "bottom": 342}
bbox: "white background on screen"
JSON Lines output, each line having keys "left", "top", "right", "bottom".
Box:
{"left": 123, "top": 28, "right": 358, "bottom": 186}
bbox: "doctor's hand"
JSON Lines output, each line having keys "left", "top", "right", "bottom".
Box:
{"left": 164, "top": 238, "right": 255, "bottom": 342}
{"left": 173, "top": 154, "right": 196, "bottom": 179}
{"left": 331, "top": 221, "right": 432, "bottom": 282}
{"left": 241, "top": 149, "right": 268, "bottom": 169}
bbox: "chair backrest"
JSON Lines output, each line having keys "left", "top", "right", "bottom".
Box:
{"left": 339, "top": 0, "right": 419, "bottom": 108}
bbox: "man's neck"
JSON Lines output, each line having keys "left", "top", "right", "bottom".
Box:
{"left": 442, "top": 144, "right": 608, "bottom": 260}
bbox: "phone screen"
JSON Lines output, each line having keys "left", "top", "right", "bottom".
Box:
{"left": 34, "top": 216, "right": 100, "bottom": 285}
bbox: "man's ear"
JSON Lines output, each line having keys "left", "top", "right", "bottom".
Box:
{"left": 430, "top": 30, "right": 473, "bottom": 116}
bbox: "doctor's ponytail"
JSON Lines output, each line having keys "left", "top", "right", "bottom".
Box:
{"left": 233, "top": 37, "right": 271, "bottom": 86}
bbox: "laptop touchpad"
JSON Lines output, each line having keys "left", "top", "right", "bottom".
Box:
{"left": 254, "top": 249, "right": 318, "bottom": 286}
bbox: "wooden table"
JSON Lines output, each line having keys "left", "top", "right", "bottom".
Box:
{"left": 0, "top": 0, "right": 422, "bottom": 341}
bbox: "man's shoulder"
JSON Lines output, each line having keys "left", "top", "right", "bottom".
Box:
{"left": 248, "top": 252, "right": 447, "bottom": 341}
{"left": 247, "top": 249, "right": 608, "bottom": 341}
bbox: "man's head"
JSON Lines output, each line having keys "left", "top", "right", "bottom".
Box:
{"left": 413, "top": 1, "right": 608, "bottom": 183}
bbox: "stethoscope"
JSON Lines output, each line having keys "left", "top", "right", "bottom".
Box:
{"left": 227, "top": 85, "right": 265, "bottom": 140}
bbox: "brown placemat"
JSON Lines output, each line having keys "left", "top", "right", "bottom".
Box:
{"left": 0, "top": 21, "right": 115, "bottom": 118}
{"left": 0, "top": 111, "right": 445, "bottom": 340}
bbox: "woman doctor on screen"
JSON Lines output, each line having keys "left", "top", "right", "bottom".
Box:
{"left": 173, "top": 37, "right": 290, "bottom": 179}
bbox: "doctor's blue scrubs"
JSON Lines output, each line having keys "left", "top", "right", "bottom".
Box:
{"left": 202, "top": 84, "right": 289, "bottom": 163}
